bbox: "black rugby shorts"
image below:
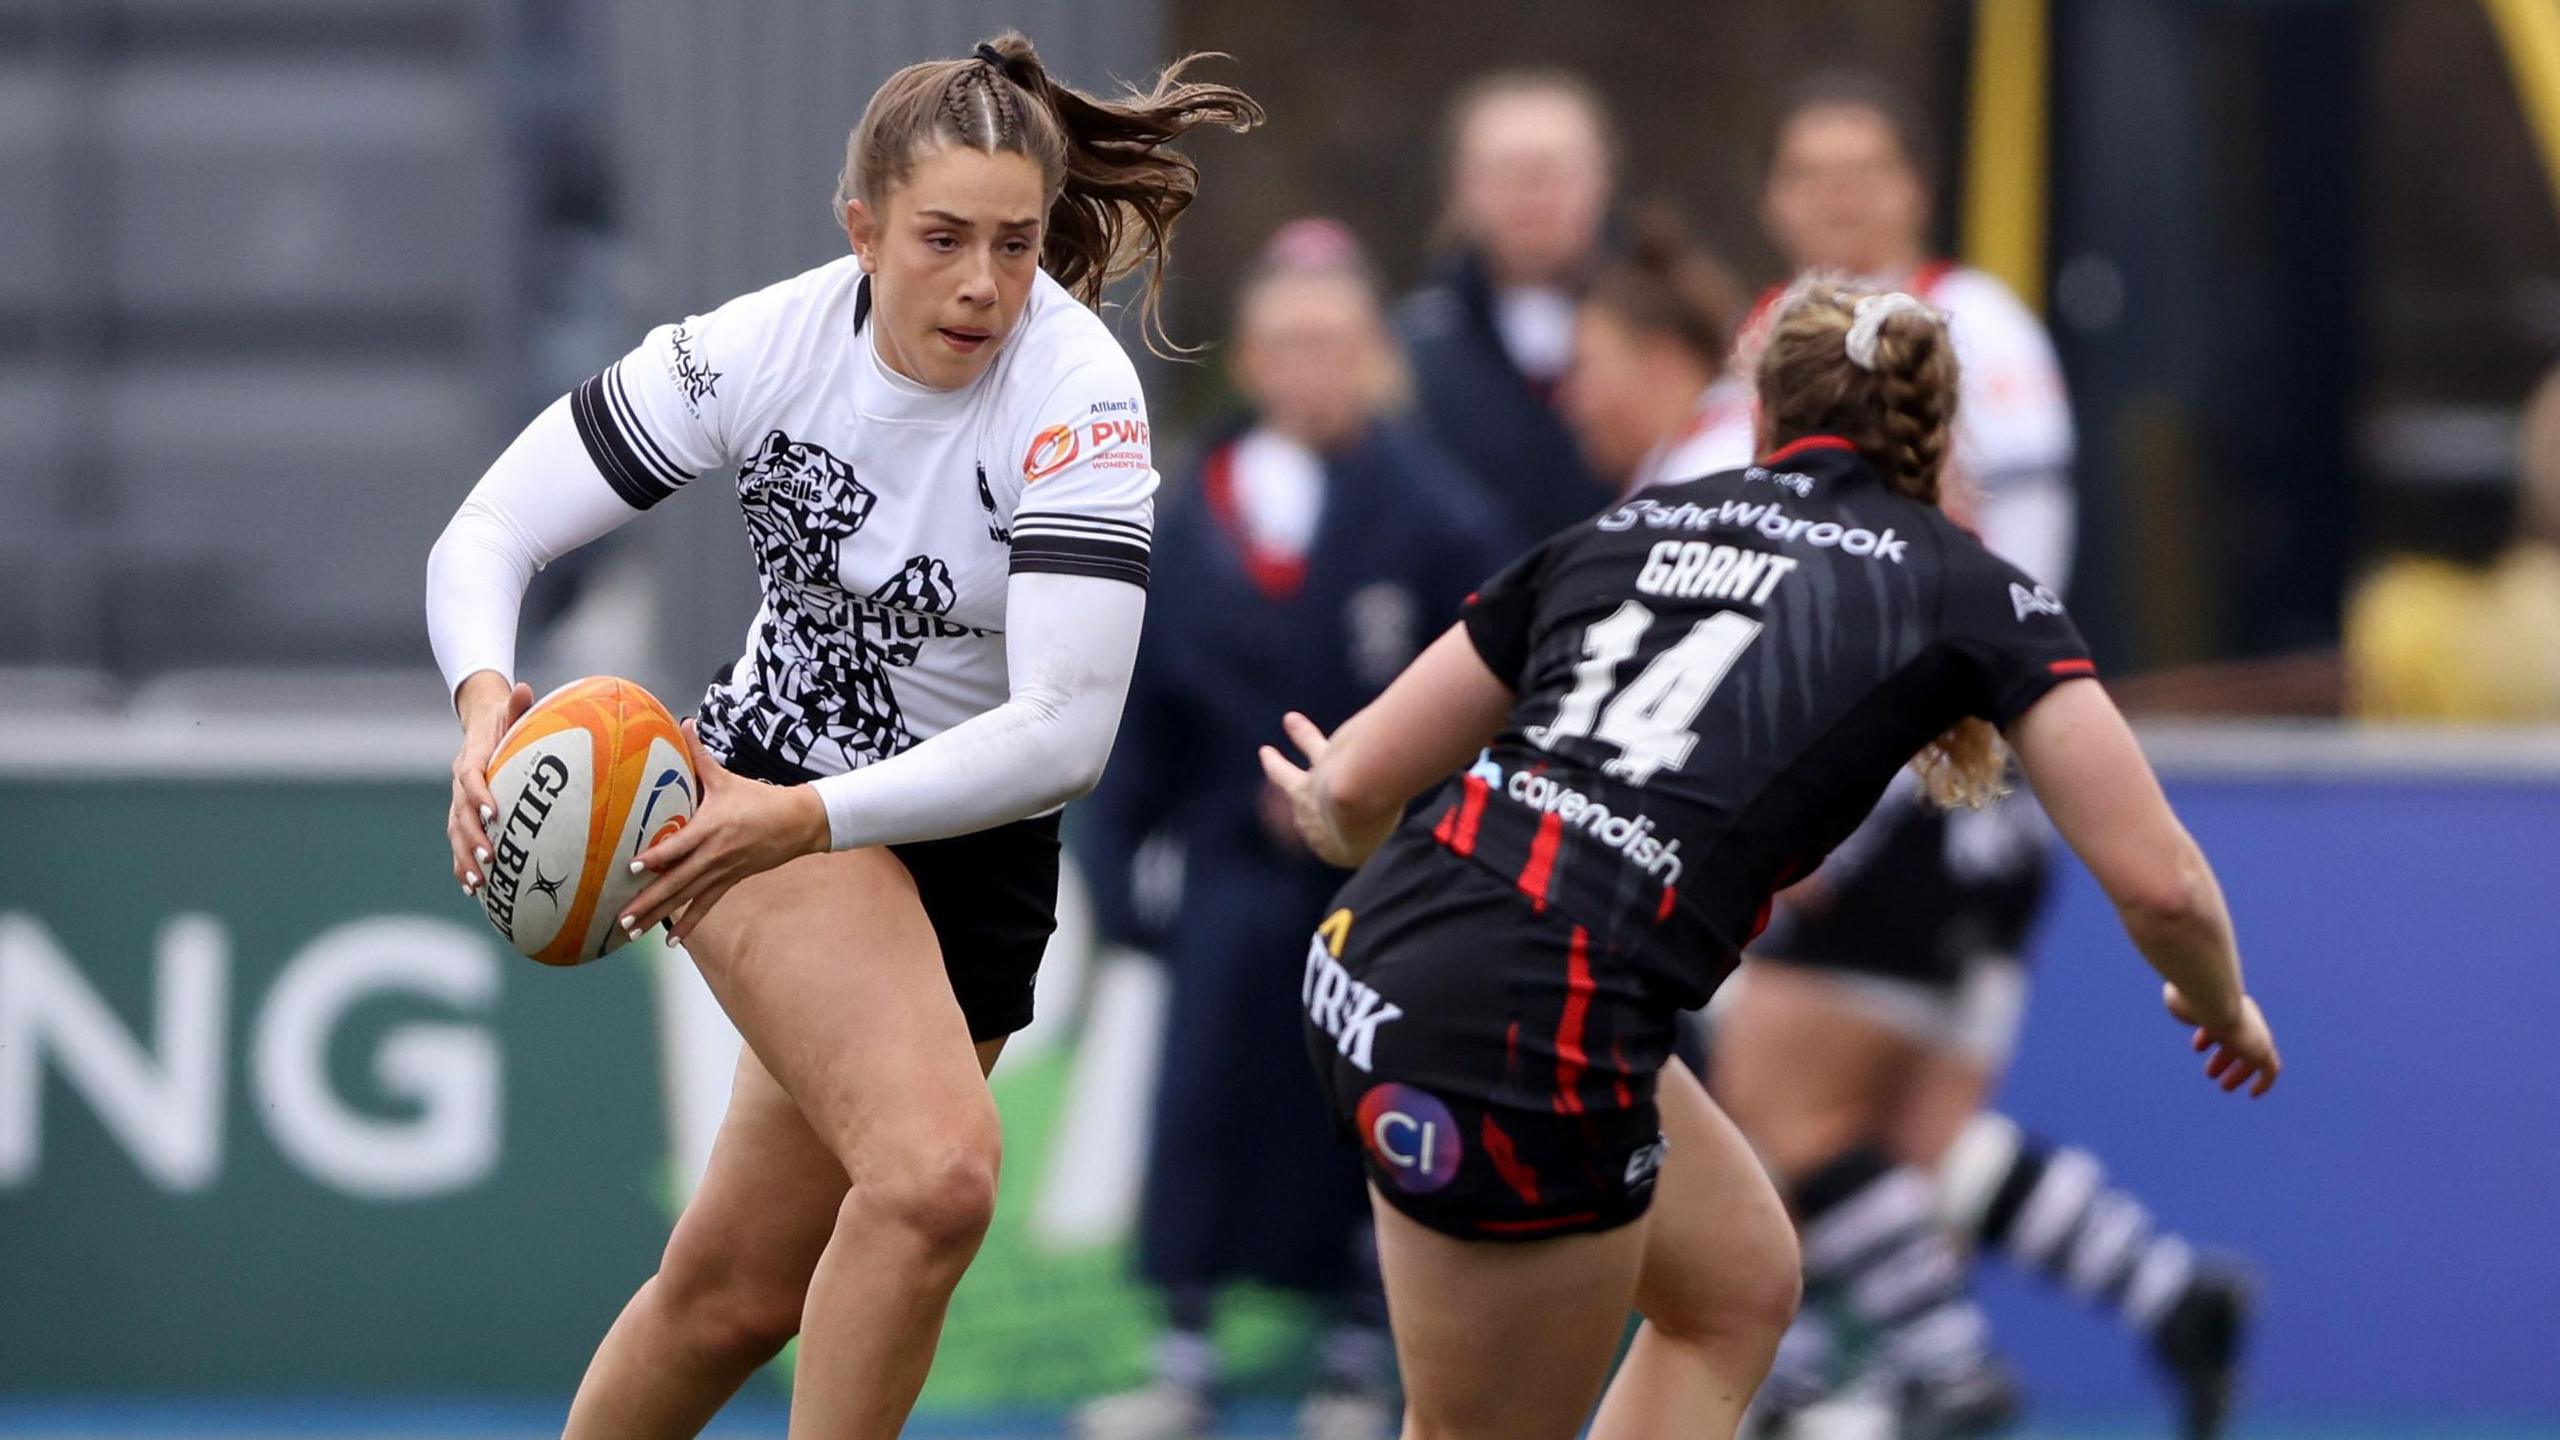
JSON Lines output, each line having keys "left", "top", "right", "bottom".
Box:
{"left": 1303, "top": 831, "right": 1675, "bottom": 1242}
{"left": 709, "top": 728, "right": 1060, "bottom": 1042}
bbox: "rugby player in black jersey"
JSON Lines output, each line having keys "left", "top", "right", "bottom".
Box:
{"left": 1259, "top": 282, "right": 2279, "bottom": 1440}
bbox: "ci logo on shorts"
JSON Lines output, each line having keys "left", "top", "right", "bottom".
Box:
{"left": 1355, "top": 1084, "right": 1462, "bottom": 1195}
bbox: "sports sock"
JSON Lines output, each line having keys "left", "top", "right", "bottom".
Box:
{"left": 1156, "top": 1285, "right": 1219, "bottom": 1393}
{"left": 1940, "top": 1112, "right": 2198, "bottom": 1334}
{"left": 1793, "top": 1147, "right": 1997, "bottom": 1389}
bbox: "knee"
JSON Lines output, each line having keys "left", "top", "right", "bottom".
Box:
{"left": 650, "top": 1245, "right": 808, "bottom": 1370}
{"left": 1728, "top": 1240, "right": 1804, "bottom": 1348}
{"left": 1647, "top": 1215, "right": 1801, "bottom": 1357}
{"left": 843, "top": 1134, "right": 1002, "bottom": 1266}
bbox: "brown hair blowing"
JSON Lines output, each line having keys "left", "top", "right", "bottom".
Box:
{"left": 1581, "top": 202, "right": 1748, "bottom": 372}
{"left": 1759, "top": 280, "right": 2005, "bottom": 808}
{"left": 837, "top": 32, "right": 1263, "bottom": 355}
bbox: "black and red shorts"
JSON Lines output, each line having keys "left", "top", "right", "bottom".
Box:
{"left": 1303, "top": 829, "right": 1676, "bottom": 1242}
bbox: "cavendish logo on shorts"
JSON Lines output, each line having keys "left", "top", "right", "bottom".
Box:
{"left": 1022, "top": 423, "right": 1080, "bottom": 482}
{"left": 1484, "top": 761, "right": 1685, "bottom": 884}
{"left": 1304, "top": 909, "right": 1401, "bottom": 1072}
{"left": 1356, "top": 1084, "right": 1462, "bottom": 1194}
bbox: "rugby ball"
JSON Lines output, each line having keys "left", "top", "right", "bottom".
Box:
{"left": 477, "top": 676, "right": 697, "bottom": 966}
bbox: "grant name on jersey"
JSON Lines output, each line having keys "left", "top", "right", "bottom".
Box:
{"left": 1636, "top": 540, "right": 1799, "bottom": 605}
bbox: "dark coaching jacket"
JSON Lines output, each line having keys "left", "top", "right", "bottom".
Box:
{"left": 1396, "top": 249, "right": 1613, "bottom": 544}
{"left": 1075, "top": 413, "right": 1523, "bottom": 955}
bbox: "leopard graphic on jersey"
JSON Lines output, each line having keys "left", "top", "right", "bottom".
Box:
{"left": 698, "top": 431, "right": 959, "bottom": 775}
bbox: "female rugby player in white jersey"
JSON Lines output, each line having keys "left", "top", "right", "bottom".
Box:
{"left": 424, "top": 35, "right": 1257, "bottom": 1439}
{"left": 1696, "top": 75, "right": 2254, "bottom": 1438}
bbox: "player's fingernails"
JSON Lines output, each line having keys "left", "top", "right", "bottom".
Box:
{"left": 629, "top": 859, "right": 646, "bottom": 874}
{"left": 620, "top": 915, "right": 636, "bottom": 933}
{"left": 466, "top": 871, "right": 481, "bottom": 888}
{"left": 480, "top": 804, "right": 494, "bottom": 824}
{"left": 475, "top": 847, "right": 490, "bottom": 865}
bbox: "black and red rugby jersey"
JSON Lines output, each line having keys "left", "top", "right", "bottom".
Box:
{"left": 1427, "top": 436, "right": 2095, "bottom": 1005}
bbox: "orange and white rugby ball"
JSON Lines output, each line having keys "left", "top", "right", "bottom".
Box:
{"left": 478, "top": 676, "right": 696, "bottom": 966}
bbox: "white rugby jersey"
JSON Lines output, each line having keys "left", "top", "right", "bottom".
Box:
{"left": 1681, "top": 262, "right": 2077, "bottom": 589}
{"left": 575, "top": 257, "right": 1157, "bottom": 780}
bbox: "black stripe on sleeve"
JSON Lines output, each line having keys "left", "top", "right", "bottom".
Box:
{"left": 1010, "top": 532, "right": 1151, "bottom": 588}
{"left": 607, "top": 366, "right": 694, "bottom": 486}
{"left": 572, "top": 367, "right": 679, "bottom": 510}
{"left": 1014, "top": 509, "right": 1152, "bottom": 545}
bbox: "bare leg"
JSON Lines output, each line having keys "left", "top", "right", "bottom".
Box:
{"left": 1709, "top": 961, "right": 1931, "bottom": 1182}
{"left": 1373, "top": 1192, "right": 1649, "bottom": 1440}
{"left": 1588, "top": 1061, "right": 1800, "bottom": 1440}
{"left": 564, "top": 847, "right": 1009, "bottom": 1440}
{"left": 564, "top": 1047, "right": 845, "bottom": 1440}
{"left": 1890, "top": 1050, "right": 1997, "bottom": 1176}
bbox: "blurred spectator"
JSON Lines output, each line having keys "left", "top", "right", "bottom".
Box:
{"left": 1070, "top": 221, "right": 1516, "bottom": 1440}
{"left": 1559, "top": 203, "right": 1750, "bottom": 494}
{"left": 2347, "top": 364, "right": 2560, "bottom": 721}
{"left": 1397, "top": 70, "right": 1619, "bottom": 540}
{"left": 1692, "top": 72, "right": 2075, "bottom": 588}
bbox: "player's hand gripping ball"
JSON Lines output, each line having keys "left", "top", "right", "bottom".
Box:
{"left": 474, "top": 677, "right": 698, "bottom": 965}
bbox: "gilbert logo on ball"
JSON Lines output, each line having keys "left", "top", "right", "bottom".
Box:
{"left": 1355, "top": 1083, "right": 1462, "bottom": 1195}
{"left": 479, "top": 677, "right": 696, "bottom": 965}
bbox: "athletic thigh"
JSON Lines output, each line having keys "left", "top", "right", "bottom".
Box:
{"left": 680, "top": 846, "right": 999, "bottom": 1181}
{"left": 1889, "top": 1049, "right": 1999, "bottom": 1169}
{"left": 1632, "top": 1059, "right": 1799, "bottom": 1335}
{"left": 657, "top": 1043, "right": 848, "bottom": 1305}
{"left": 1709, "top": 961, "right": 1930, "bottom": 1182}
{"left": 1373, "top": 1186, "right": 1649, "bottom": 1440}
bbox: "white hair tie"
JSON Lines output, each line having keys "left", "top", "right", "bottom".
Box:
{"left": 1845, "top": 291, "right": 1934, "bottom": 371}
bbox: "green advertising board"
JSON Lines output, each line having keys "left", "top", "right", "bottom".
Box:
{"left": 0, "top": 766, "right": 1310, "bottom": 1410}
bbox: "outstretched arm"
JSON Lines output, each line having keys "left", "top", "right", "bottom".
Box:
{"left": 2006, "top": 680, "right": 2280, "bottom": 1096}
{"left": 1259, "top": 623, "right": 1516, "bottom": 867}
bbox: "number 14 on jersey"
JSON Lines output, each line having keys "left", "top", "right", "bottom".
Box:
{"left": 1525, "top": 601, "right": 1764, "bottom": 785}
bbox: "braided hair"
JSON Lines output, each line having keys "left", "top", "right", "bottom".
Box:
{"left": 1758, "top": 281, "right": 2004, "bottom": 808}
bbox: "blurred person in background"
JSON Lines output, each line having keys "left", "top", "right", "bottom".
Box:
{"left": 2347, "top": 360, "right": 2560, "bottom": 720}
{"left": 1399, "top": 69, "right": 1620, "bottom": 541}
{"left": 1560, "top": 203, "right": 1752, "bottom": 495}
{"left": 1686, "top": 74, "right": 2255, "bottom": 1440}
{"left": 1071, "top": 219, "right": 1517, "bottom": 1440}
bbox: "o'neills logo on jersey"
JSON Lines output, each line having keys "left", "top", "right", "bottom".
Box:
{"left": 1023, "top": 424, "right": 1080, "bottom": 482}
{"left": 1501, "top": 767, "right": 1684, "bottom": 885}
{"left": 1598, "top": 496, "right": 1906, "bottom": 562}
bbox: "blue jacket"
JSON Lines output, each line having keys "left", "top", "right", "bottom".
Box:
{"left": 1072, "top": 413, "right": 1519, "bottom": 1293}
{"left": 1078, "top": 414, "right": 1522, "bottom": 953}
{"left": 1397, "top": 249, "right": 1613, "bottom": 543}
